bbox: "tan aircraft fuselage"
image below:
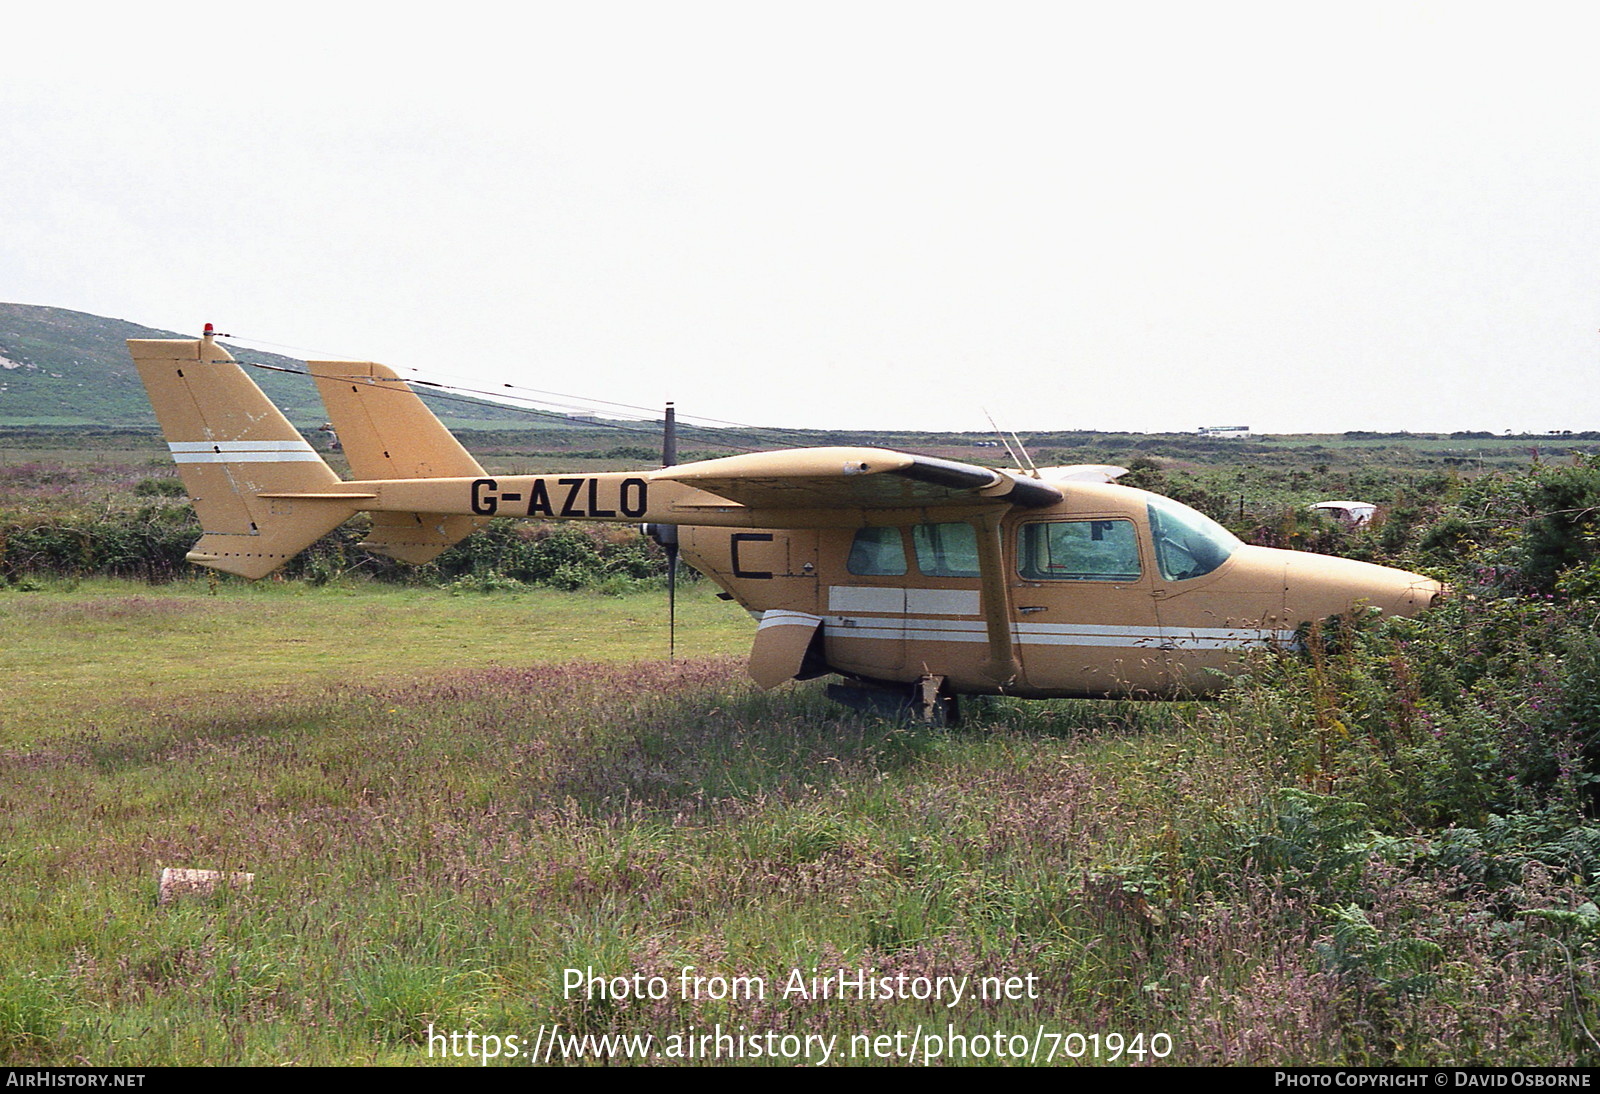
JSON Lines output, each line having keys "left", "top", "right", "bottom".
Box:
{"left": 128, "top": 333, "right": 1442, "bottom": 704}
{"left": 685, "top": 489, "right": 1437, "bottom": 700}
{"left": 316, "top": 469, "right": 1439, "bottom": 700}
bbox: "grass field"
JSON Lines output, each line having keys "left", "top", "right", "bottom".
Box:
{"left": 4, "top": 577, "right": 1598, "bottom": 1067}
{"left": 9, "top": 338, "right": 1600, "bottom": 1067}
{"left": 3, "top": 579, "right": 1160, "bottom": 1066}
{"left": 0, "top": 579, "right": 751, "bottom": 745}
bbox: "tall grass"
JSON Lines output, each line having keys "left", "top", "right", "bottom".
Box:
{"left": 4, "top": 602, "right": 1599, "bottom": 1064}
{"left": 7, "top": 455, "right": 1600, "bottom": 1064}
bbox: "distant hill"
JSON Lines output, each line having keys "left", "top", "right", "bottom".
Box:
{"left": 0, "top": 303, "right": 545, "bottom": 429}
{"left": 7, "top": 305, "right": 1593, "bottom": 468}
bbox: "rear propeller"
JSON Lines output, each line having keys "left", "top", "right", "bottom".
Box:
{"left": 645, "top": 403, "right": 680, "bottom": 661}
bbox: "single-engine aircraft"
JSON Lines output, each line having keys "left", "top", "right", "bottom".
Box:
{"left": 130, "top": 329, "right": 1441, "bottom": 721}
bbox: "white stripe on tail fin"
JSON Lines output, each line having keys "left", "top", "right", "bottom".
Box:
{"left": 307, "top": 359, "right": 488, "bottom": 564}
{"left": 129, "top": 332, "right": 357, "bottom": 579}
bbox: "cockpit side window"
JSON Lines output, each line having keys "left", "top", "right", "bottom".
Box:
{"left": 1146, "top": 496, "right": 1240, "bottom": 581}
{"left": 847, "top": 526, "right": 908, "bottom": 576}
{"left": 912, "top": 522, "right": 981, "bottom": 578}
{"left": 1017, "top": 520, "right": 1141, "bottom": 581}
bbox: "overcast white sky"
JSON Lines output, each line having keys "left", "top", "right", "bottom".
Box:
{"left": 4, "top": 2, "right": 1598, "bottom": 433}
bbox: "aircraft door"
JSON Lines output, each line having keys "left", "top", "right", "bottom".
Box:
{"left": 825, "top": 521, "right": 991, "bottom": 685}
{"left": 1009, "top": 516, "right": 1169, "bottom": 698}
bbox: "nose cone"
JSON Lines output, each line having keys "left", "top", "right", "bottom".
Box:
{"left": 1277, "top": 549, "right": 1442, "bottom": 620}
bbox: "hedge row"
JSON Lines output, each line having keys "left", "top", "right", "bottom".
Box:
{"left": 0, "top": 502, "right": 668, "bottom": 589}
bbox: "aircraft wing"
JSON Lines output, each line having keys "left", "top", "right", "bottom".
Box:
{"left": 656, "top": 447, "right": 1062, "bottom": 510}
{"left": 1035, "top": 464, "right": 1129, "bottom": 483}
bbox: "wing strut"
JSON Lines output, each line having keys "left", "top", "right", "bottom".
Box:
{"left": 972, "top": 511, "right": 1019, "bottom": 686}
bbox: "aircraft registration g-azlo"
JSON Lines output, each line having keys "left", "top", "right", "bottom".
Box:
{"left": 129, "top": 329, "right": 1442, "bottom": 720}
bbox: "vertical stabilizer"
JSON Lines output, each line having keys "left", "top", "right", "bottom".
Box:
{"left": 308, "top": 360, "right": 485, "bottom": 479}
{"left": 129, "top": 333, "right": 356, "bottom": 578}
{"left": 308, "top": 359, "right": 487, "bottom": 563}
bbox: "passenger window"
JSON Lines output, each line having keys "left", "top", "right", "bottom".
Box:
{"left": 1018, "top": 520, "right": 1141, "bottom": 581}
{"left": 847, "top": 527, "right": 908, "bottom": 576}
{"left": 913, "top": 522, "right": 981, "bottom": 577}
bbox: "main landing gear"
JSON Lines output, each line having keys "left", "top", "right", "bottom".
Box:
{"left": 823, "top": 673, "right": 960, "bottom": 726}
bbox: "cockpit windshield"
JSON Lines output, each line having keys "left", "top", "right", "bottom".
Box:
{"left": 1146, "top": 496, "right": 1240, "bottom": 582}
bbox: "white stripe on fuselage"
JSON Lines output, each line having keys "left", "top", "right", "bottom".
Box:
{"left": 822, "top": 586, "right": 1294, "bottom": 650}
{"left": 828, "top": 586, "right": 982, "bottom": 616}
{"left": 824, "top": 614, "right": 1297, "bottom": 651}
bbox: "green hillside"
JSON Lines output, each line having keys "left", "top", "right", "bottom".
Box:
{"left": 0, "top": 303, "right": 543, "bottom": 429}
{"left": 5, "top": 303, "right": 1596, "bottom": 469}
